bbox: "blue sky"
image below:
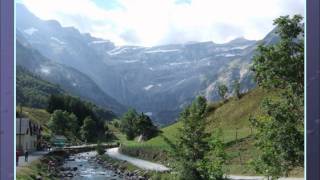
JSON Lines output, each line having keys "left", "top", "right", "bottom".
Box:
{"left": 92, "top": 0, "right": 124, "bottom": 10}
{"left": 19, "top": 0, "right": 305, "bottom": 46}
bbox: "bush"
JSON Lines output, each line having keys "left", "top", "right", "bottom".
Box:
{"left": 96, "top": 141, "right": 105, "bottom": 155}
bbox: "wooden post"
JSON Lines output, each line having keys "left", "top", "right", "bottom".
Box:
{"left": 235, "top": 128, "right": 238, "bottom": 142}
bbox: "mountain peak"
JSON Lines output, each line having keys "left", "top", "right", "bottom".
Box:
{"left": 226, "top": 37, "right": 257, "bottom": 46}
{"left": 228, "top": 37, "right": 248, "bottom": 43}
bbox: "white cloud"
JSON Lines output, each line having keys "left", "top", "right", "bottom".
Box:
{"left": 20, "top": 0, "right": 305, "bottom": 46}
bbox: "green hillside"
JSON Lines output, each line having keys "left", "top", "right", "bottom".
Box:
{"left": 17, "top": 65, "right": 64, "bottom": 108}
{"left": 115, "top": 88, "right": 302, "bottom": 176}
{"left": 119, "top": 88, "right": 270, "bottom": 147}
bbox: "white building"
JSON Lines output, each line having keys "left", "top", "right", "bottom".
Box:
{"left": 16, "top": 118, "right": 42, "bottom": 152}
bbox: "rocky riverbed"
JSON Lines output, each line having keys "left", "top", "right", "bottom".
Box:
{"left": 60, "top": 151, "right": 148, "bottom": 180}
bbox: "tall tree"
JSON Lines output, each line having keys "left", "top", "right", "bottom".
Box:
{"left": 232, "top": 79, "right": 241, "bottom": 99}
{"left": 48, "top": 110, "right": 79, "bottom": 138}
{"left": 251, "top": 15, "right": 304, "bottom": 97}
{"left": 136, "top": 113, "right": 159, "bottom": 140}
{"left": 120, "top": 108, "right": 139, "bottom": 140}
{"left": 174, "top": 96, "right": 210, "bottom": 180}
{"left": 200, "top": 129, "right": 227, "bottom": 180}
{"left": 249, "top": 93, "right": 303, "bottom": 178}
{"left": 81, "top": 116, "right": 97, "bottom": 142}
{"left": 250, "top": 15, "right": 304, "bottom": 179}
{"left": 217, "top": 84, "right": 228, "bottom": 100}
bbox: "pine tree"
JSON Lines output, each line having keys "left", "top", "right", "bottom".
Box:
{"left": 218, "top": 84, "right": 228, "bottom": 100}
{"left": 174, "top": 96, "right": 210, "bottom": 180}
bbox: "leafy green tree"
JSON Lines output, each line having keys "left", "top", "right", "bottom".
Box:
{"left": 68, "top": 113, "right": 79, "bottom": 136}
{"left": 232, "top": 80, "right": 241, "bottom": 99}
{"left": 136, "top": 113, "right": 159, "bottom": 140}
{"left": 48, "top": 110, "right": 78, "bottom": 136}
{"left": 251, "top": 15, "right": 304, "bottom": 97}
{"left": 218, "top": 84, "right": 228, "bottom": 100}
{"left": 120, "top": 108, "right": 139, "bottom": 140}
{"left": 250, "top": 14, "right": 304, "bottom": 179}
{"left": 104, "top": 123, "right": 113, "bottom": 142}
{"left": 200, "top": 129, "right": 227, "bottom": 180}
{"left": 174, "top": 96, "right": 210, "bottom": 180}
{"left": 249, "top": 93, "right": 303, "bottom": 179}
{"left": 81, "top": 116, "right": 97, "bottom": 142}
{"left": 48, "top": 110, "right": 68, "bottom": 135}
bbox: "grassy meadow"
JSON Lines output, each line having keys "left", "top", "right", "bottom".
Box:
{"left": 110, "top": 88, "right": 303, "bottom": 176}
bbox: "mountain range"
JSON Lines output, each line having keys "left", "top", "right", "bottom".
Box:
{"left": 16, "top": 4, "right": 279, "bottom": 125}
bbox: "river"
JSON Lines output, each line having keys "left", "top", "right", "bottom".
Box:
{"left": 62, "top": 151, "right": 121, "bottom": 180}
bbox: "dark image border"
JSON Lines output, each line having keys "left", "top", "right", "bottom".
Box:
{"left": 306, "top": 0, "right": 320, "bottom": 179}
{"left": 0, "top": 0, "right": 14, "bottom": 179}
{"left": 0, "top": 0, "right": 318, "bottom": 179}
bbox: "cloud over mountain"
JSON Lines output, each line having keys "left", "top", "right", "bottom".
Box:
{"left": 20, "top": 0, "right": 304, "bottom": 46}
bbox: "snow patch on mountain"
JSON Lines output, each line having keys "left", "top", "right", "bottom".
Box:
{"left": 169, "top": 62, "right": 191, "bottom": 66}
{"left": 224, "top": 53, "right": 236, "bottom": 57}
{"left": 231, "top": 45, "right": 250, "bottom": 50}
{"left": 144, "top": 85, "right": 154, "bottom": 91}
{"left": 23, "top": 27, "right": 38, "bottom": 35}
{"left": 50, "top": 37, "right": 66, "bottom": 45}
{"left": 145, "top": 49, "right": 180, "bottom": 54}
{"left": 108, "top": 47, "right": 129, "bottom": 55}
{"left": 40, "top": 66, "right": 50, "bottom": 75}
{"left": 89, "top": 40, "right": 109, "bottom": 44}
{"left": 177, "top": 79, "right": 187, "bottom": 85}
{"left": 124, "top": 60, "right": 139, "bottom": 63}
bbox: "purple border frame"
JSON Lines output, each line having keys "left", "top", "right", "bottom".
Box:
{"left": 0, "top": 0, "right": 318, "bottom": 179}
{"left": 306, "top": 0, "right": 320, "bottom": 179}
{"left": 0, "top": 0, "right": 14, "bottom": 179}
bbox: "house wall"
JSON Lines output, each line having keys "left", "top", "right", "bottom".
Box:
{"left": 16, "top": 134, "right": 37, "bottom": 152}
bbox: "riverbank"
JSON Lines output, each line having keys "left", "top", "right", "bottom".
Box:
{"left": 16, "top": 150, "right": 68, "bottom": 180}
{"left": 103, "top": 148, "right": 305, "bottom": 180}
{"left": 97, "top": 154, "right": 176, "bottom": 179}
{"left": 107, "top": 147, "right": 170, "bottom": 171}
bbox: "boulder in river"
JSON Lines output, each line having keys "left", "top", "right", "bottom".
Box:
{"left": 66, "top": 172, "right": 74, "bottom": 177}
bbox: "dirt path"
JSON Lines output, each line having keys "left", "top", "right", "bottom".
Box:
{"left": 105, "top": 147, "right": 170, "bottom": 172}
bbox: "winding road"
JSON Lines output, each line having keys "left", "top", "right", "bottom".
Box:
{"left": 106, "top": 147, "right": 170, "bottom": 172}
{"left": 105, "top": 147, "right": 304, "bottom": 180}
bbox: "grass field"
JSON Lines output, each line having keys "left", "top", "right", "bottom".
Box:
{"left": 112, "top": 88, "right": 303, "bottom": 176}
{"left": 116, "top": 88, "right": 270, "bottom": 148}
